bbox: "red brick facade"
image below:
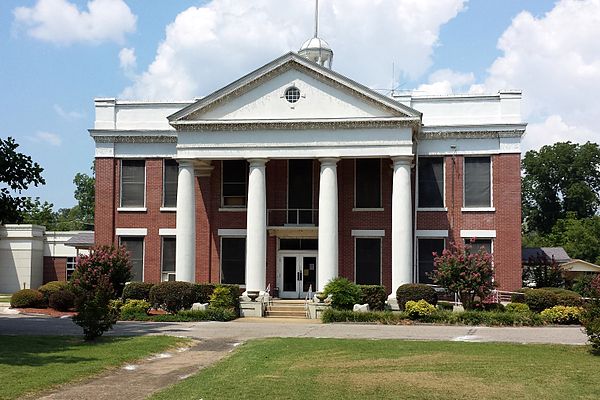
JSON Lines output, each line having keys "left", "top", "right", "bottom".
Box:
{"left": 95, "top": 154, "right": 522, "bottom": 293}
{"left": 43, "top": 257, "right": 67, "bottom": 283}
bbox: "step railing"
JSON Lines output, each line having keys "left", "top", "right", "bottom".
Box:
{"left": 304, "top": 284, "right": 313, "bottom": 318}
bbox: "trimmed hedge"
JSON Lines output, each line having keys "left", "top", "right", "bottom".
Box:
{"left": 539, "top": 287, "right": 584, "bottom": 307}
{"left": 149, "top": 281, "right": 195, "bottom": 313}
{"left": 540, "top": 305, "right": 583, "bottom": 325}
{"left": 322, "top": 308, "right": 409, "bottom": 324}
{"left": 122, "top": 282, "right": 154, "bottom": 301}
{"left": 10, "top": 289, "right": 46, "bottom": 308}
{"left": 358, "top": 285, "right": 387, "bottom": 311}
{"left": 523, "top": 289, "right": 559, "bottom": 312}
{"left": 405, "top": 300, "right": 436, "bottom": 319}
{"left": 192, "top": 283, "right": 217, "bottom": 304}
{"left": 323, "top": 277, "right": 362, "bottom": 310}
{"left": 120, "top": 309, "right": 237, "bottom": 322}
{"left": 396, "top": 284, "right": 438, "bottom": 310}
{"left": 49, "top": 290, "right": 75, "bottom": 311}
{"left": 38, "top": 281, "right": 70, "bottom": 302}
{"left": 505, "top": 302, "right": 530, "bottom": 313}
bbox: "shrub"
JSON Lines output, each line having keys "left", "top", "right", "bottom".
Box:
{"left": 49, "top": 290, "right": 75, "bottom": 311}
{"left": 505, "top": 303, "right": 530, "bottom": 313}
{"left": 122, "top": 282, "right": 154, "bottom": 301}
{"left": 10, "top": 289, "right": 46, "bottom": 308}
{"left": 581, "top": 303, "right": 600, "bottom": 351}
{"left": 71, "top": 246, "right": 132, "bottom": 340}
{"left": 321, "top": 308, "right": 409, "bottom": 324}
{"left": 510, "top": 288, "right": 529, "bottom": 303}
{"left": 126, "top": 308, "right": 238, "bottom": 322}
{"left": 193, "top": 283, "right": 217, "bottom": 304}
{"left": 431, "top": 241, "right": 496, "bottom": 310}
{"left": 540, "top": 305, "right": 583, "bottom": 325}
{"left": 149, "top": 281, "right": 195, "bottom": 314}
{"left": 524, "top": 289, "right": 559, "bottom": 312}
{"left": 39, "top": 281, "right": 70, "bottom": 302}
{"left": 120, "top": 299, "right": 151, "bottom": 319}
{"left": 396, "top": 284, "right": 438, "bottom": 310}
{"left": 358, "top": 285, "right": 387, "bottom": 311}
{"left": 323, "top": 277, "right": 362, "bottom": 310}
{"left": 540, "top": 287, "right": 584, "bottom": 307}
{"left": 209, "top": 285, "right": 239, "bottom": 311}
{"left": 437, "top": 301, "right": 454, "bottom": 311}
{"left": 477, "top": 302, "right": 505, "bottom": 312}
{"left": 405, "top": 300, "right": 436, "bottom": 319}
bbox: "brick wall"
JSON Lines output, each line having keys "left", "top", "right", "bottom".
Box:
{"left": 43, "top": 256, "right": 67, "bottom": 283}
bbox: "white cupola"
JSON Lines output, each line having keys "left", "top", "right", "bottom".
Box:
{"left": 298, "top": 0, "right": 333, "bottom": 69}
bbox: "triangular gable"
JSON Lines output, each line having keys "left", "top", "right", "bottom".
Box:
{"left": 168, "top": 52, "right": 421, "bottom": 123}
{"left": 561, "top": 259, "right": 600, "bottom": 272}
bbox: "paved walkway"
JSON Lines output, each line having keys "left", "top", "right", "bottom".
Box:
{"left": 0, "top": 314, "right": 588, "bottom": 345}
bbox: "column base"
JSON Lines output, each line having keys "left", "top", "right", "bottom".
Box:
{"left": 387, "top": 293, "right": 400, "bottom": 311}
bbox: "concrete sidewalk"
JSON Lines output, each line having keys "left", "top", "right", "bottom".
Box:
{"left": 0, "top": 314, "right": 588, "bottom": 345}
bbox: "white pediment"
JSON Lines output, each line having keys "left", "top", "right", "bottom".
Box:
{"left": 169, "top": 53, "right": 420, "bottom": 125}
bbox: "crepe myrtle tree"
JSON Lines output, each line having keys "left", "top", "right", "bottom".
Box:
{"left": 431, "top": 240, "right": 496, "bottom": 310}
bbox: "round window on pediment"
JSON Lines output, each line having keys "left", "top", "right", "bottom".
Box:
{"left": 284, "top": 86, "right": 301, "bottom": 103}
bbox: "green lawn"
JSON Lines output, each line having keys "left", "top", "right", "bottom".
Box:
{"left": 0, "top": 294, "right": 11, "bottom": 303}
{"left": 152, "top": 338, "right": 600, "bottom": 400}
{"left": 0, "top": 335, "right": 188, "bottom": 400}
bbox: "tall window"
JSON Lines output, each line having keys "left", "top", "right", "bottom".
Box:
{"left": 221, "top": 237, "right": 246, "bottom": 285}
{"left": 464, "top": 157, "right": 491, "bottom": 207}
{"left": 120, "top": 237, "right": 144, "bottom": 281}
{"left": 469, "top": 238, "right": 492, "bottom": 255}
{"left": 418, "top": 157, "right": 444, "bottom": 208}
{"left": 121, "top": 160, "right": 145, "bottom": 207}
{"left": 66, "top": 257, "right": 76, "bottom": 281}
{"left": 355, "top": 159, "right": 381, "bottom": 208}
{"left": 355, "top": 238, "right": 381, "bottom": 285}
{"left": 417, "top": 238, "right": 445, "bottom": 284}
{"left": 161, "top": 237, "right": 176, "bottom": 281}
{"left": 222, "top": 160, "right": 247, "bottom": 207}
{"left": 163, "top": 159, "right": 178, "bottom": 208}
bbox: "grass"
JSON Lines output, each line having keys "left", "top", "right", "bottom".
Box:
{"left": 151, "top": 338, "right": 600, "bottom": 400}
{"left": 0, "top": 294, "right": 11, "bottom": 303}
{"left": 0, "top": 335, "right": 189, "bottom": 400}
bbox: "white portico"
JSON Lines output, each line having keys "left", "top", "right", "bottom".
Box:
{"left": 168, "top": 52, "right": 421, "bottom": 297}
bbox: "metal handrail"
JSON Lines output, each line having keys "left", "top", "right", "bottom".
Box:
{"left": 304, "top": 284, "right": 313, "bottom": 318}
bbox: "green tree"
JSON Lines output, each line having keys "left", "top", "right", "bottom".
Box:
{"left": 0, "top": 137, "right": 45, "bottom": 224}
{"left": 72, "top": 169, "right": 95, "bottom": 226}
{"left": 546, "top": 214, "right": 600, "bottom": 264}
{"left": 22, "top": 198, "right": 55, "bottom": 227}
{"left": 522, "top": 142, "right": 600, "bottom": 234}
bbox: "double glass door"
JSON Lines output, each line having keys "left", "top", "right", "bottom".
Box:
{"left": 278, "top": 253, "right": 317, "bottom": 298}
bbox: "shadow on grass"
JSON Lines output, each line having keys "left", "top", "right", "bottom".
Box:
{"left": 0, "top": 336, "right": 97, "bottom": 367}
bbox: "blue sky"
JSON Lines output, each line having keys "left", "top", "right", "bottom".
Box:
{"left": 1, "top": 0, "right": 597, "bottom": 209}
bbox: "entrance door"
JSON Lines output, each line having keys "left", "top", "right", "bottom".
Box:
{"left": 279, "top": 253, "right": 317, "bottom": 298}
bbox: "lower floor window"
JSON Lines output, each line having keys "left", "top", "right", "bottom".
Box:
{"left": 418, "top": 238, "right": 445, "bottom": 284}
{"left": 469, "top": 239, "right": 492, "bottom": 255}
{"left": 355, "top": 238, "right": 381, "bottom": 285}
{"left": 221, "top": 237, "right": 246, "bottom": 285}
{"left": 161, "top": 237, "right": 176, "bottom": 281}
{"left": 119, "top": 237, "right": 144, "bottom": 281}
{"left": 66, "top": 257, "right": 76, "bottom": 281}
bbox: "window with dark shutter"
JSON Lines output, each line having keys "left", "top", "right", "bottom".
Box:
{"left": 121, "top": 160, "right": 145, "bottom": 207}
{"left": 221, "top": 237, "right": 246, "bottom": 285}
{"left": 418, "top": 157, "right": 444, "bottom": 208}
{"left": 163, "top": 160, "right": 178, "bottom": 208}
{"left": 464, "top": 157, "right": 491, "bottom": 207}
{"left": 418, "top": 238, "right": 445, "bottom": 284}
{"left": 222, "top": 160, "right": 248, "bottom": 207}
{"left": 355, "top": 159, "right": 381, "bottom": 208}
{"left": 355, "top": 238, "right": 381, "bottom": 285}
{"left": 120, "top": 237, "right": 144, "bottom": 281}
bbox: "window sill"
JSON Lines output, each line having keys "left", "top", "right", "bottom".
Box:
{"left": 117, "top": 207, "right": 147, "bottom": 212}
{"left": 219, "top": 207, "right": 247, "bottom": 212}
{"left": 461, "top": 207, "right": 495, "bottom": 212}
{"left": 417, "top": 207, "right": 448, "bottom": 212}
{"left": 160, "top": 207, "right": 177, "bottom": 212}
{"left": 352, "top": 208, "right": 384, "bottom": 212}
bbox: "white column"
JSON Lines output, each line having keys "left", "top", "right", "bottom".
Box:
{"left": 175, "top": 160, "right": 196, "bottom": 282}
{"left": 317, "top": 158, "right": 339, "bottom": 291}
{"left": 245, "top": 159, "right": 268, "bottom": 293}
{"left": 390, "top": 156, "right": 414, "bottom": 302}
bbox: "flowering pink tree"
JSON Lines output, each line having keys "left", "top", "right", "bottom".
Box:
{"left": 431, "top": 240, "right": 496, "bottom": 310}
{"left": 71, "top": 246, "right": 132, "bottom": 340}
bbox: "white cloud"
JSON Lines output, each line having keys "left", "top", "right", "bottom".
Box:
{"left": 53, "top": 104, "right": 84, "bottom": 120}
{"left": 121, "top": 0, "right": 466, "bottom": 100}
{"left": 476, "top": 0, "right": 600, "bottom": 150}
{"left": 13, "top": 0, "right": 136, "bottom": 45}
{"left": 119, "top": 47, "right": 137, "bottom": 72}
{"left": 29, "top": 131, "right": 62, "bottom": 146}
{"left": 415, "top": 68, "right": 475, "bottom": 95}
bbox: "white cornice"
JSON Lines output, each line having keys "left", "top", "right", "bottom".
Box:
{"left": 420, "top": 123, "right": 526, "bottom": 139}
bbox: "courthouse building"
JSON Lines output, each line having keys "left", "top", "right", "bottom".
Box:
{"left": 91, "top": 34, "right": 525, "bottom": 300}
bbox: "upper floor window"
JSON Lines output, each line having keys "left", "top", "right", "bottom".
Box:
{"left": 464, "top": 156, "right": 491, "bottom": 207}
{"left": 355, "top": 158, "right": 381, "bottom": 208}
{"left": 222, "top": 160, "right": 248, "bottom": 207}
{"left": 418, "top": 157, "right": 444, "bottom": 208}
{"left": 163, "top": 159, "right": 178, "bottom": 208}
{"left": 121, "top": 160, "right": 145, "bottom": 208}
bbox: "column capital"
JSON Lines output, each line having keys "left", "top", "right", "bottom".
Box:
{"left": 391, "top": 155, "right": 414, "bottom": 166}
{"left": 318, "top": 157, "right": 340, "bottom": 166}
{"left": 247, "top": 158, "right": 269, "bottom": 168}
{"left": 177, "top": 159, "right": 195, "bottom": 168}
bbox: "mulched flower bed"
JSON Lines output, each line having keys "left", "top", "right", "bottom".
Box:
{"left": 16, "top": 308, "right": 76, "bottom": 318}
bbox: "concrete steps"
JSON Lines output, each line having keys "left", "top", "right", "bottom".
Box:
{"left": 265, "top": 299, "right": 307, "bottom": 318}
